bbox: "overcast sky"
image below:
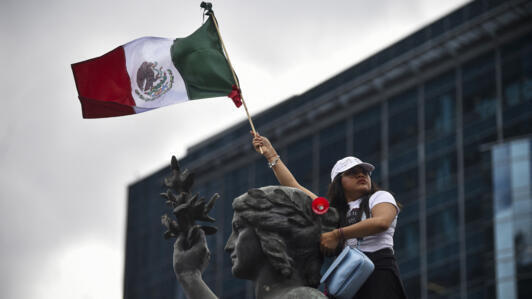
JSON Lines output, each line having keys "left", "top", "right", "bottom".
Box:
{"left": 0, "top": 0, "right": 469, "bottom": 298}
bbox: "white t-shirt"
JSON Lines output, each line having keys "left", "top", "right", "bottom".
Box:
{"left": 345, "top": 190, "right": 399, "bottom": 253}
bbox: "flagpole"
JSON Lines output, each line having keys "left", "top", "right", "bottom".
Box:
{"left": 208, "top": 12, "right": 262, "bottom": 149}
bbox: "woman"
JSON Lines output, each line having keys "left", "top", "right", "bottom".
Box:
{"left": 173, "top": 186, "right": 338, "bottom": 299}
{"left": 252, "top": 132, "right": 407, "bottom": 299}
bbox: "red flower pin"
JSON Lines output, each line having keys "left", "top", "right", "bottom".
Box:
{"left": 312, "top": 197, "right": 329, "bottom": 215}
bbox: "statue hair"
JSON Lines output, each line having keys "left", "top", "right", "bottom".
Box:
{"left": 233, "top": 186, "right": 338, "bottom": 287}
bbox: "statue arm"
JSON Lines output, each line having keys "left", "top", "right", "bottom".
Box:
{"left": 176, "top": 271, "right": 217, "bottom": 299}
{"left": 251, "top": 132, "right": 318, "bottom": 199}
{"left": 173, "top": 226, "right": 218, "bottom": 299}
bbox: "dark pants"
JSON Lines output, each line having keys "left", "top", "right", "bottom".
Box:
{"left": 353, "top": 248, "right": 407, "bottom": 299}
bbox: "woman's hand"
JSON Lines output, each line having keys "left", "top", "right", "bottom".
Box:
{"left": 251, "top": 131, "right": 277, "bottom": 159}
{"left": 320, "top": 230, "right": 341, "bottom": 256}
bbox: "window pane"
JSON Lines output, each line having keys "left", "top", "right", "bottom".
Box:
{"left": 389, "top": 167, "right": 419, "bottom": 221}
{"left": 403, "top": 274, "right": 421, "bottom": 299}
{"left": 425, "top": 71, "right": 456, "bottom": 159}
{"left": 286, "top": 136, "right": 314, "bottom": 192}
{"left": 254, "top": 157, "right": 278, "bottom": 188}
{"left": 395, "top": 219, "right": 420, "bottom": 274}
{"left": 501, "top": 32, "right": 532, "bottom": 139}
{"left": 427, "top": 258, "right": 460, "bottom": 298}
{"left": 389, "top": 89, "right": 418, "bottom": 175}
{"left": 425, "top": 152, "right": 457, "bottom": 210}
{"left": 319, "top": 121, "right": 346, "bottom": 195}
{"left": 462, "top": 52, "right": 497, "bottom": 145}
{"left": 353, "top": 104, "right": 382, "bottom": 183}
{"left": 426, "top": 205, "right": 459, "bottom": 250}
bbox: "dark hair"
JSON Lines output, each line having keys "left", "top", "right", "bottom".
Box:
{"left": 326, "top": 174, "right": 381, "bottom": 227}
{"left": 233, "top": 186, "right": 338, "bottom": 287}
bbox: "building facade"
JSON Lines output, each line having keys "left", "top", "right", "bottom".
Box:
{"left": 124, "top": 0, "right": 532, "bottom": 298}
{"left": 490, "top": 138, "right": 532, "bottom": 299}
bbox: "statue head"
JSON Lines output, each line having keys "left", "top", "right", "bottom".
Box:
{"left": 224, "top": 186, "right": 338, "bottom": 287}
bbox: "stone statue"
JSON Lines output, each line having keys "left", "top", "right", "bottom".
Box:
{"left": 161, "top": 157, "right": 338, "bottom": 299}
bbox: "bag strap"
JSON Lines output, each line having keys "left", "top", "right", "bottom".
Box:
{"left": 353, "top": 195, "right": 371, "bottom": 246}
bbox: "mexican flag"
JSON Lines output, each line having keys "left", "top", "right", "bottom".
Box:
{"left": 71, "top": 16, "right": 241, "bottom": 119}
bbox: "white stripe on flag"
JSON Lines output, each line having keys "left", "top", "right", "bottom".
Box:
{"left": 124, "top": 37, "right": 189, "bottom": 109}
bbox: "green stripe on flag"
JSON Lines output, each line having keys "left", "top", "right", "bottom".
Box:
{"left": 170, "top": 16, "right": 236, "bottom": 100}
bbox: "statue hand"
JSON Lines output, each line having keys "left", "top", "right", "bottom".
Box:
{"left": 173, "top": 225, "right": 210, "bottom": 277}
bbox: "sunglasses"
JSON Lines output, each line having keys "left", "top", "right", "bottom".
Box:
{"left": 341, "top": 167, "right": 371, "bottom": 177}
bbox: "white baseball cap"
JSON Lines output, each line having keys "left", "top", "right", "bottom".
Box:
{"left": 330, "top": 156, "right": 375, "bottom": 182}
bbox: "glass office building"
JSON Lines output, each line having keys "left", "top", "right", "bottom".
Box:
{"left": 491, "top": 138, "right": 532, "bottom": 299}
{"left": 124, "top": 0, "right": 532, "bottom": 298}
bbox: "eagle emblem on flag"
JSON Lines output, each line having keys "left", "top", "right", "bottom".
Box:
{"left": 134, "top": 61, "right": 175, "bottom": 101}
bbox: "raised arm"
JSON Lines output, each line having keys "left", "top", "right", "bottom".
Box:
{"left": 173, "top": 227, "right": 218, "bottom": 299}
{"left": 251, "top": 132, "right": 317, "bottom": 199}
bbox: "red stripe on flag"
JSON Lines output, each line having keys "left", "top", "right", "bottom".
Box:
{"left": 72, "top": 46, "right": 135, "bottom": 107}
{"left": 79, "top": 96, "right": 135, "bottom": 119}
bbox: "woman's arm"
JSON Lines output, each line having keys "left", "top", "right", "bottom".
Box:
{"left": 252, "top": 132, "right": 318, "bottom": 199}
{"left": 320, "top": 202, "right": 397, "bottom": 254}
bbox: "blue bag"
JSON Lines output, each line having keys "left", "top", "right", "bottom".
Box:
{"left": 320, "top": 246, "right": 374, "bottom": 299}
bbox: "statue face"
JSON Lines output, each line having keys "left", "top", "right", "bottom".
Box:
{"left": 224, "top": 212, "right": 265, "bottom": 279}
